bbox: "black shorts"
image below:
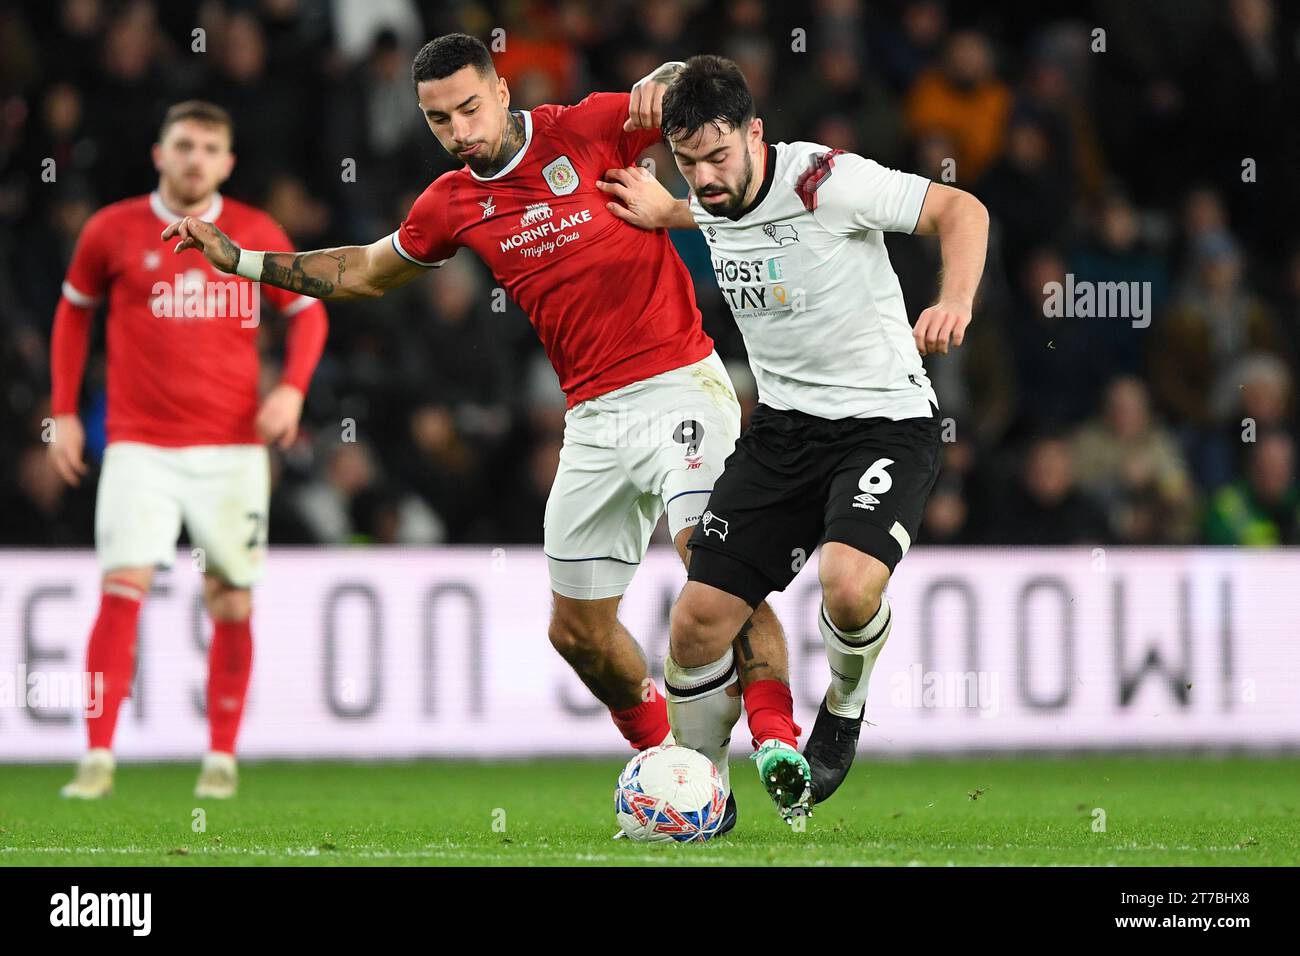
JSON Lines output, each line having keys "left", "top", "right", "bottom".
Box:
{"left": 686, "top": 403, "right": 943, "bottom": 608}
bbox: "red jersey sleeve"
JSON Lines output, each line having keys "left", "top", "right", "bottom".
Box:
{"left": 553, "top": 91, "right": 660, "bottom": 167}
{"left": 61, "top": 207, "right": 112, "bottom": 307}
{"left": 394, "top": 177, "right": 458, "bottom": 267}
{"left": 50, "top": 210, "right": 114, "bottom": 414}
{"left": 50, "top": 298, "right": 94, "bottom": 416}
{"left": 251, "top": 216, "right": 329, "bottom": 394}
{"left": 279, "top": 300, "right": 328, "bottom": 394}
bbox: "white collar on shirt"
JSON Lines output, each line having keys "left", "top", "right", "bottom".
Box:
{"left": 149, "top": 190, "right": 223, "bottom": 225}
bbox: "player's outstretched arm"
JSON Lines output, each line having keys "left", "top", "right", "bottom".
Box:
{"left": 161, "top": 217, "right": 427, "bottom": 300}
{"left": 597, "top": 166, "right": 696, "bottom": 230}
{"left": 911, "top": 183, "right": 989, "bottom": 356}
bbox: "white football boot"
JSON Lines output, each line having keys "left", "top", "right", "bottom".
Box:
{"left": 60, "top": 747, "right": 115, "bottom": 799}
{"left": 194, "top": 751, "right": 238, "bottom": 799}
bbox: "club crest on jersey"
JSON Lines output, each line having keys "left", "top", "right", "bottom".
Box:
{"left": 479, "top": 196, "right": 495, "bottom": 219}
{"left": 701, "top": 511, "right": 729, "bottom": 541}
{"left": 762, "top": 222, "right": 799, "bottom": 246}
{"left": 520, "top": 202, "right": 554, "bottom": 227}
{"left": 542, "top": 155, "right": 579, "bottom": 196}
{"left": 142, "top": 250, "right": 162, "bottom": 270}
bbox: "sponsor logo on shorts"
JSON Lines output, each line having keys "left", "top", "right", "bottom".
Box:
{"left": 701, "top": 511, "right": 729, "bottom": 541}
{"left": 674, "top": 419, "right": 704, "bottom": 469}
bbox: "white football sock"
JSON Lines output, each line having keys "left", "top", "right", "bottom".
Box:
{"left": 819, "top": 596, "right": 892, "bottom": 718}
{"left": 664, "top": 651, "right": 742, "bottom": 794}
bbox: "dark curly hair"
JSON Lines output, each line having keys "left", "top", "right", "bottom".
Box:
{"left": 661, "top": 54, "right": 755, "bottom": 141}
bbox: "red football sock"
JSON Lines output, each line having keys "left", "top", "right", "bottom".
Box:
{"left": 610, "top": 689, "right": 671, "bottom": 750}
{"left": 85, "top": 587, "right": 144, "bottom": 750}
{"left": 207, "top": 618, "right": 253, "bottom": 755}
{"left": 743, "top": 680, "right": 802, "bottom": 749}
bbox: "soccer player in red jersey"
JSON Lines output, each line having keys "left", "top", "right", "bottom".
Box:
{"left": 51, "top": 101, "right": 329, "bottom": 799}
{"left": 165, "top": 35, "right": 795, "bottom": 830}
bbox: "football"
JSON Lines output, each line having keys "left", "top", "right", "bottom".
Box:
{"left": 614, "top": 745, "right": 727, "bottom": 843}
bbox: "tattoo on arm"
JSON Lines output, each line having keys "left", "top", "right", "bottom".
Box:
{"left": 650, "top": 62, "right": 684, "bottom": 85}
{"left": 216, "top": 233, "right": 240, "bottom": 269}
{"left": 260, "top": 251, "right": 344, "bottom": 298}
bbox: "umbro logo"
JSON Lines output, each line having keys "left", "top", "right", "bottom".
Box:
{"left": 701, "top": 511, "right": 729, "bottom": 540}
{"left": 705, "top": 226, "right": 717, "bottom": 244}
{"left": 852, "top": 492, "right": 880, "bottom": 511}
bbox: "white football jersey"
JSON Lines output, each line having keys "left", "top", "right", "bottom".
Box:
{"left": 688, "top": 141, "right": 937, "bottom": 421}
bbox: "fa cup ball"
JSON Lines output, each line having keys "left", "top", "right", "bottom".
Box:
{"left": 614, "top": 745, "right": 727, "bottom": 843}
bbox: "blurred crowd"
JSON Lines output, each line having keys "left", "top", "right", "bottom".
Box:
{"left": 2, "top": 0, "right": 1299, "bottom": 549}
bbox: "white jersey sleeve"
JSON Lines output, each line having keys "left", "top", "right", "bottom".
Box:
{"left": 808, "top": 151, "right": 931, "bottom": 236}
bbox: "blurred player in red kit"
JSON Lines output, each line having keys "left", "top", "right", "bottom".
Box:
{"left": 165, "top": 35, "right": 797, "bottom": 833}
{"left": 50, "top": 101, "right": 329, "bottom": 799}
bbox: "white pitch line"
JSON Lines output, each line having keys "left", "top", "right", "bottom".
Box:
{"left": 0, "top": 840, "right": 1263, "bottom": 864}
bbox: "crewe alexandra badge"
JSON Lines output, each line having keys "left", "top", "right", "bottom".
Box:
{"left": 541, "top": 155, "right": 579, "bottom": 196}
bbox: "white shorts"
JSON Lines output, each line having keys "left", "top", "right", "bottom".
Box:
{"left": 545, "top": 351, "right": 742, "bottom": 600}
{"left": 95, "top": 442, "right": 271, "bottom": 588}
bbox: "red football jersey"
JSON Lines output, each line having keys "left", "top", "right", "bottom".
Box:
{"left": 394, "top": 92, "right": 713, "bottom": 406}
{"left": 55, "top": 191, "right": 328, "bottom": 446}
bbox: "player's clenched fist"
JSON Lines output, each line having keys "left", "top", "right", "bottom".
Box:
{"left": 161, "top": 216, "right": 241, "bottom": 273}
{"left": 597, "top": 166, "right": 677, "bottom": 229}
{"left": 913, "top": 301, "right": 970, "bottom": 356}
{"left": 255, "top": 383, "right": 305, "bottom": 449}
{"left": 624, "top": 61, "right": 684, "bottom": 132}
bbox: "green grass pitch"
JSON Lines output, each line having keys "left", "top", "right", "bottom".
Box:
{"left": 1, "top": 756, "right": 1296, "bottom": 866}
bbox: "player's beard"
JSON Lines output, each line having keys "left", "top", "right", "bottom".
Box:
{"left": 697, "top": 149, "right": 755, "bottom": 218}
{"left": 458, "top": 144, "right": 494, "bottom": 176}
{"left": 461, "top": 110, "right": 525, "bottom": 178}
{"left": 164, "top": 170, "right": 216, "bottom": 207}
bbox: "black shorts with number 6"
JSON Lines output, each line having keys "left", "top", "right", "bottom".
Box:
{"left": 686, "top": 403, "right": 943, "bottom": 609}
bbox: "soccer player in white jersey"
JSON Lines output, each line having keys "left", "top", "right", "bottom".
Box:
{"left": 597, "top": 55, "right": 988, "bottom": 820}
{"left": 163, "top": 36, "right": 799, "bottom": 833}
